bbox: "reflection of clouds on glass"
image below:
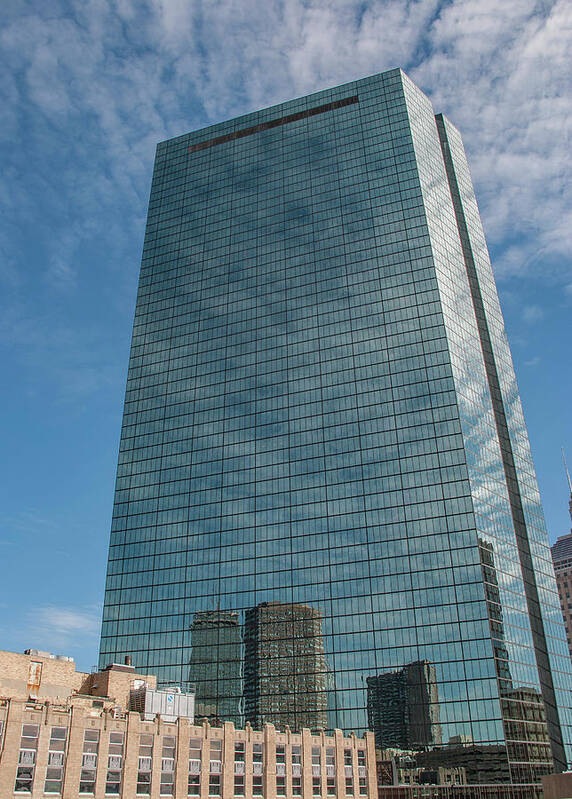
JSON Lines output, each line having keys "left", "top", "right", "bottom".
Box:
{"left": 99, "top": 71, "right": 572, "bottom": 774}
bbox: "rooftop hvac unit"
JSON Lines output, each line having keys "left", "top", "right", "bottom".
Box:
{"left": 130, "top": 684, "right": 195, "bottom": 723}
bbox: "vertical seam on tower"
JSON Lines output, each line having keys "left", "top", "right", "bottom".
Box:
{"left": 434, "top": 113, "right": 565, "bottom": 771}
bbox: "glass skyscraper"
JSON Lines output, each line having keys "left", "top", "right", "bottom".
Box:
{"left": 100, "top": 69, "right": 572, "bottom": 782}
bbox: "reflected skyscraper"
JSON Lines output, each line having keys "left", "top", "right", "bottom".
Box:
{"left": 244, "top": 602, "right": 328, "bottom": 731}
{"left": 478, "top": 539, "right": 512, "bottom": 691}
{"left": 99, "top": 68, "right": 572, "bottom": 782}
{"left": 367, "top": 660, "right": 441, "bottom": 750}
{"left": 189, "top": 610, "right": 242, "bottom": 726}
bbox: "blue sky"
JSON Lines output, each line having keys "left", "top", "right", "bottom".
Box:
{"left": 1, "top": 0, "right": 571, "bottom": 673}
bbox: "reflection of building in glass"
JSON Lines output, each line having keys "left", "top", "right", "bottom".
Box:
{"left": 479, "top": 539, "right": 553, "bottom": 782}
{"left": 478, "top": 539, "right": 512, "bottom": 691}
{"left": 416, "top": 745, "right": 511, "bottom": 786}
{"left": 189, "top": 610, "right": 242, "bottom": 726}
{"left": 99, "top": 68, "right": 572, "bottom": 780}
{"left": 244, "top": 602, "right": 328, "bottom": 731}
{"left": 501, "top": 687, "right": 553, "bottom": 784}
{"left": 367, "top": 661, "right": 441, "bottom": 750}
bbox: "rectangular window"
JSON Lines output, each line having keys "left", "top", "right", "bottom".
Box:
{"left": 292, "top": 743, "right": 302, "bottom": 795}
{"left": 312, "top": 746, "right": 321, "bottom": 795}
{"left": 234, "top": 739, "right": 246, "bottom": 794}
{"left": 137, "top": 733, "right": 154, "bottom": 795}
{"left": 106, "top": 731, "right": 124, "bottom": 795}
{"left": 160, "top": 736, "right": 176, "bottom": 796}
{"left": 80, "top": 729, "right": 100, "bottom": 795}
{"left": 252, "top": 741, "right": 263, "bottom": 795}
{"left": 234, "top": 773, "right": 245, "bottom": 796}
{"left": 210, "top": 738, "right": 222, "bottom": 776}
{"left": 326, "top": 747, "right": 336, "bottom": 795}
{"left": 234, "top": 740, "right": 245, "bottom": 762}
{"left": 209, "top": 774, "right": 221, "bottom": 796}
{"left": 188, "top": 774, "right": 200, "bottom": 796}
{"left": 44, "top": 726, "right": 68, "bottom": 794}
{"left": 253, "top": 742, "right": 263, "bottom": 763}
{"left": 188, "top": 738, "right": 202, "bottom": 795}
{"left": 15, "top": 724, "right": 40, "bottom": 793}
{"left": 357, "top": 748, "right": 367, "bottom": 795}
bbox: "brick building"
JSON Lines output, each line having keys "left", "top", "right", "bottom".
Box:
{"left": 551, "top": 532, "right": 572, "bottom": 661}
{"left": 0, "top": 649, "right": 375, "bottom": 799}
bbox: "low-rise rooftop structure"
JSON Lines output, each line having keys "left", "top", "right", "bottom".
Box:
{"left": 0, "top": 648, "right": 375, "bottom": 798}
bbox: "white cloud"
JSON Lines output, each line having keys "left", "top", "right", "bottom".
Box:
{"left": 24, "top": 604, "right": 102, "bottom": 657}
{"left": 1, "top": 0, "right": 571, "bottom": 296}
{"left": 412, "top": 0, "right": 572, "bottom": 281}
{"left": 33, "top": 605, "right": 101, "bottom": 636}
{"left": 522, "top": 304, "right": 544, "bottom": 323}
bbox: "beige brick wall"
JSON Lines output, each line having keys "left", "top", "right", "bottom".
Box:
{"left": 82, "top": 666, "right": 157, "bottom": 708}
{"left": 0, "top": 649, "right": 157, "bottom": 708}
{"left": 0, "top": 696, "right": 376, "bottom": 799}
{"left": 0, "top": 650, "right": 86, "bottom": 702}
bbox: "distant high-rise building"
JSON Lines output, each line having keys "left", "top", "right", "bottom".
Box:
{"left": 367, "top": 660, "right": 441, "bottom": 750}
{"left": 244, "top": 602, "right": 328, "bottom": 731}
{"left": 189, "top": 610, "right": 242, "bottom": 726}
{"left": 100, "top": 68, "right": 572, "bottom": 782}
{"left": 551, "top": 458, "right": 572, "bottom": 660}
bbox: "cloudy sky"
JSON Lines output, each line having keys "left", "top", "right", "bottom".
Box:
{"left": 1, "top": 0, "right": 571, "bottom": 671}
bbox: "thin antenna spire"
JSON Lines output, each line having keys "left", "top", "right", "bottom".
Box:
{"left": 563, "top": 448, "right": 572, "bottom": 529}
{"left": 563, "top": 448, "right": 572, "bottom": 494}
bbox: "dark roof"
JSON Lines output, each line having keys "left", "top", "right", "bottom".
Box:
{"left": 551, "top": 533, "right": 572, "bottom": 563}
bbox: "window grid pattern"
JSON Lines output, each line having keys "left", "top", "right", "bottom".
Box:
{"left": 99, "top": 68, "right": 572, "bottom": 778}
{"left": 79, "top": 729, "right": 99, "bottom": 794}
{"left": 15, "top": 724, "right": 39, "bottom": 794}
{"left": 44, "top": 726, "right": 67, "bottom": 794}
{"left": 105, "top": 731, "right": 124, "bottom": 795}
{"left": 137, "top": 733, "right": 153, "bottom": 795}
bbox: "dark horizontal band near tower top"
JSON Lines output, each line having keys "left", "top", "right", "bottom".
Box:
{"left": 187, "top": 95, "right": 360, "bottom": 154}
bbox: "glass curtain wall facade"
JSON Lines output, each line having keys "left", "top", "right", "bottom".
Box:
{"left": 100, "top": 69, "right": 572, "bottom": 782}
